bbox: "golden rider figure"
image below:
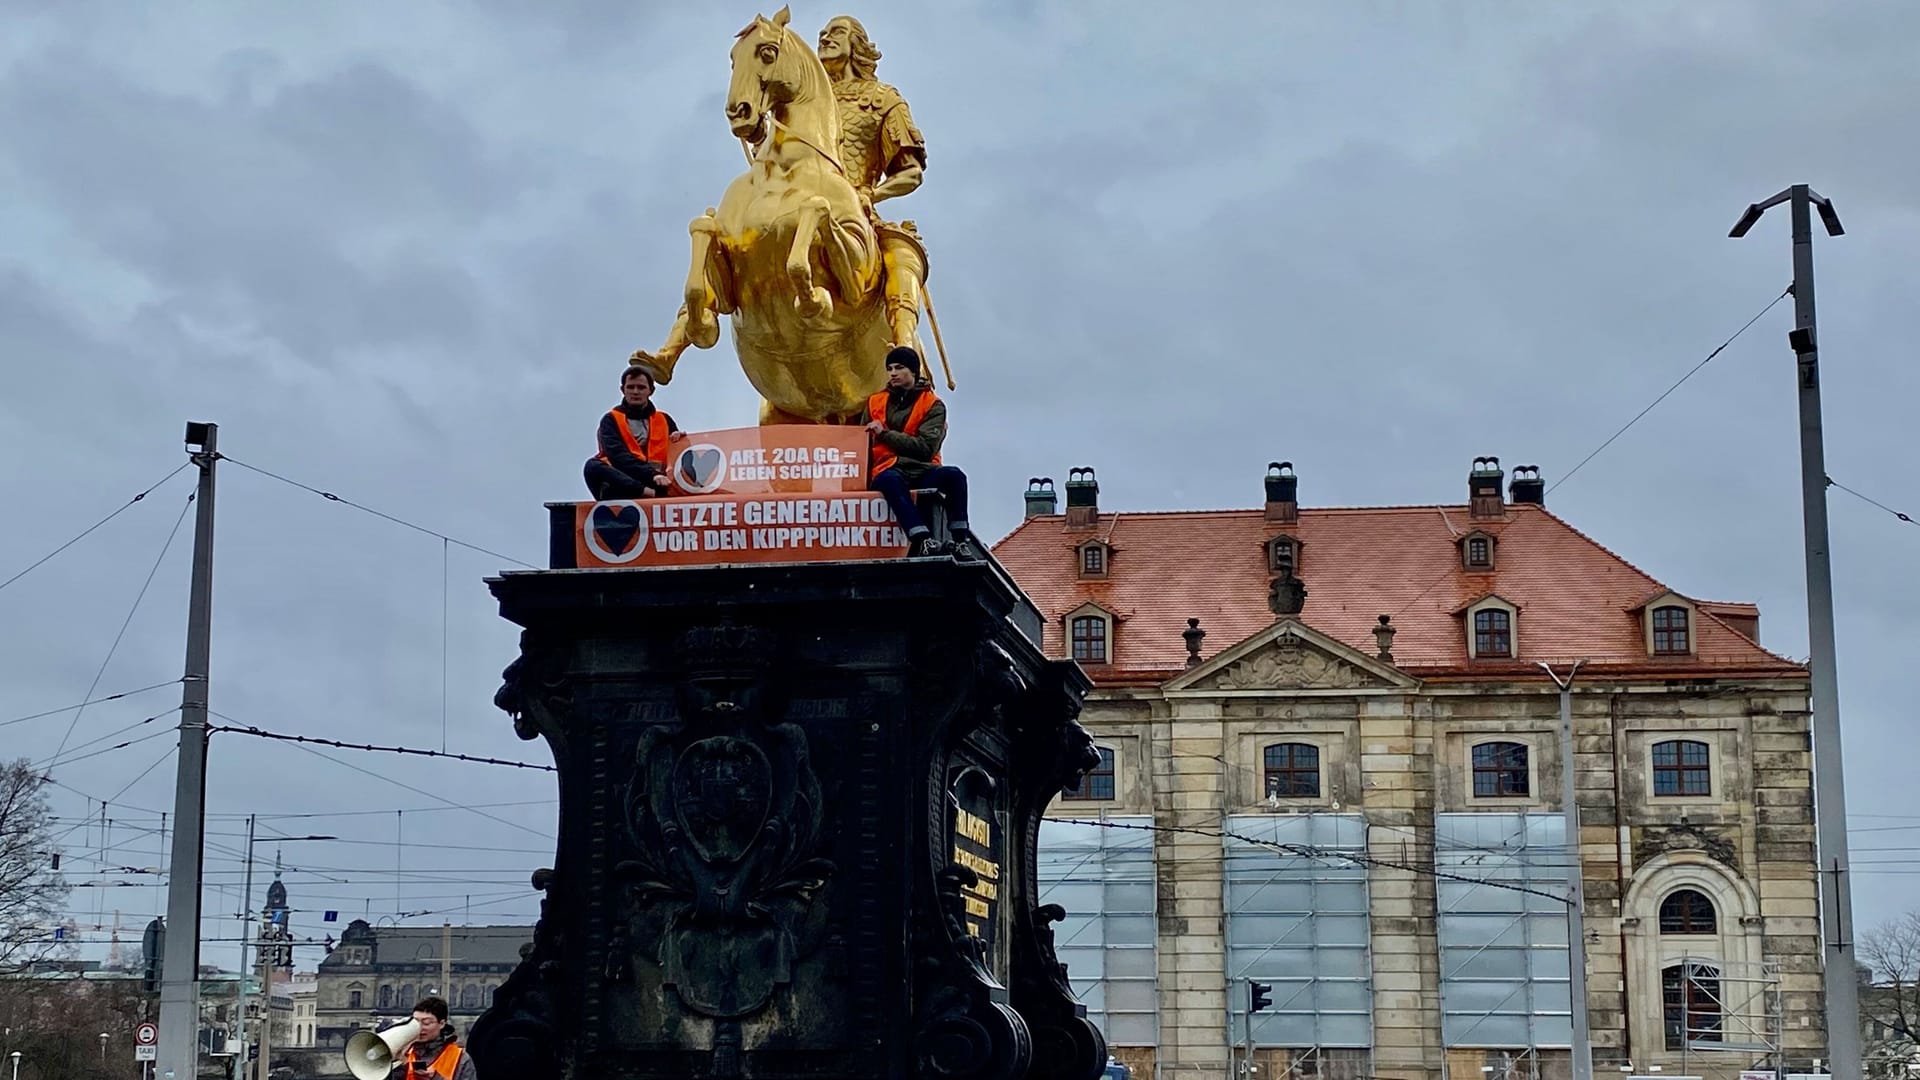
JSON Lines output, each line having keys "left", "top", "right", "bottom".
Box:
{"left": 816, "top": 15, "right": 929, "bottom": 351}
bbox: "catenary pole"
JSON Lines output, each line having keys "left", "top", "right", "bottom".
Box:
{"left": 1540, "top": 662, "right": 1591, "bottom": 1080}
{"left": 159, "top": 423, "right": 218, "bottom": 1080}
{"left": 1731, "top": 185, "right": 1858, "bottom": 1078}
{"left": 233, "top": 814, "right": 255, "bottom": 1080}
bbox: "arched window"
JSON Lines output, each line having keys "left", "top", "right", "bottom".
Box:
{"left": 1471, "top": 742, "right": 1528, "bottom": 797}
{"left": 377, "top": 985, "right": 392, "bottom": 1010}
{"left": 1062, "top": 746, "right": 1116, "bottom": 801}
{"left": 1662, "top": 962, "right": 1722, "bottom": 1050}
{"left": 1262, "top": 743, "right": 1321, "bottom": 798}
{"left": 1070, "top": 615, "right": 1108, "bottom": 664}
{"left": 1652, "top": 606, "right": 1691, "bottom": 654}
{"left": 460, "top": 984, "right": 481, "bottom": 1010}
{"left": 397, "top": 985, "right": 414, "bottom": 1009}
{"left": 1658, "top": 889, "right": 1717, "bottom": 934}
{"left": 1473, "top": 609, "right": 1512, "bottom": 657}
{"left": 1652, "top": 739, "right": 1711, "bottom": 796}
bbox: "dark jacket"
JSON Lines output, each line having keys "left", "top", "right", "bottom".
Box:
{"left": 595, "top": 401, "right": 679, "bottom": 481}
{"left": 873, "top": 382, "right": 947, "bottom": 484}
{"left": 388, "top": 1024, "right": 478, "bottom": 1080}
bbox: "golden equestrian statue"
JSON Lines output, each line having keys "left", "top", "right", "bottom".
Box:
{"left": 630, "top": 8, "right": 945, "bottom": 425}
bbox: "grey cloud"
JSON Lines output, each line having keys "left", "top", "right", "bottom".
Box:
{"left": 2, "top": 0, "right": 1916, "bottom": 952}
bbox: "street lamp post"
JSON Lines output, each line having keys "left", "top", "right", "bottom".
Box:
{"left": 99, "top": 1031, "right": 108, "bottom": 1066}
{"left": 8, "top": 1049, "right": 17, "bottom": 1080}
{"left": 1729, "top": 185, "right": 1858, "bottom": 1080}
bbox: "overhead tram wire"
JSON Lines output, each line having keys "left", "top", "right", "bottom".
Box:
{"left": 1829, "top": 476, "right": 1919, "bottom": 530}
{"left": 0, "top": 462, "right": 189, "bottom": 596}
{"left": 246, "top": 799, "right": 556, "bottom": 821}
{"left": 49, "top": 490, "right": 196, "bottom": 765}
{"left": 1046, "top": 816, "right": 1572, "bottom": 906}
{"left": 49, "top": 743, "right": 178, "bottom": 847}
{"left": 1546, "top": 283, "right": 1793, "bottom": 495}
{"left": 0, "top": 680, "right": 183, "bottom": 729}
{"left": 217, "top": 453, "right": 537, "bottom": 568}
{"left": 34, "top": 707, "right": 182, "bottom": 771}
{"left": 210, "top": 710, "right": 553, "bottom": 841}
{"left": 1384, "top": 284, "right": 1796, "bottom": 623}
{"left": 208, "top": 722, "right": 556, "bottom": 773}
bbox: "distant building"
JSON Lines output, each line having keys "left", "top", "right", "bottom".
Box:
{"left": 287, "top": 973, "right": 319, "bottom": 1049}
{"left": 997, "top": 459, "right": 1825, "bottom": 1080}
{"left": 294, "top": 920, "right": 531, "bottom": 1075}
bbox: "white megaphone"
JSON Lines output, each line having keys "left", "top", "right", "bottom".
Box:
{"left": 344, "top": 1018, "right": 421, "bottom": 1080}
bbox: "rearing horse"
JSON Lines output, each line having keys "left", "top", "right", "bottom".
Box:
{"left": 636, "top": 6, "right": 902, "bottom": 425}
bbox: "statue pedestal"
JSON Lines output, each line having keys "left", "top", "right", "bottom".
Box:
{"left": 468, "top": 556, "right": 1108, "bottom": 1080}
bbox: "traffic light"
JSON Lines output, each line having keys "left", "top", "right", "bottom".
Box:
{"left": 142, "top": 917, "right": 164, "bottom": 994}
{"left": 1248, "top": 980, "right": 1273, "bottom": 1014}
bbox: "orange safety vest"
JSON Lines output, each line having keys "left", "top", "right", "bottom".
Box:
{"left": 868, "top": 388, "right": 941, "bottom": 476}
{"left": 403, "top": 1042, "right": 464, "bottom": 1079}
{"left": 597, "top": 408, "right": 671, "bottom": 470}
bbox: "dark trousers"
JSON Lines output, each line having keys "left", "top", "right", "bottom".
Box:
{"left": 584, "top": 458, "right": 660, "bottom": 500}
{"left": 872, "top": 465, "right": 970, "bottom": 537}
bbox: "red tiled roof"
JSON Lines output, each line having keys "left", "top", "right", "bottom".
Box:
{"left": 993, "top": 503, "right": 1804, "bottom": 686}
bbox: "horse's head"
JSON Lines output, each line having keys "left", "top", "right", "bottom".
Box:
{"left": 728, "top": 6, "right": 817, "bottom": 142}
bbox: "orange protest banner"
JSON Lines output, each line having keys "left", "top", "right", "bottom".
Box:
{"left": 574, "top": 492, "right": 910, "bottom": 569}
{"left": 667, "top": 425, "right": 869, "bottom": 496}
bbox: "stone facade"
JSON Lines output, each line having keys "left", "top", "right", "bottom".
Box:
{"left": 1051, "top": 629, "right": 1818, "bottom": 1080}
{"left": 995, "top": 459, "right": 1827, "bottom": 1080}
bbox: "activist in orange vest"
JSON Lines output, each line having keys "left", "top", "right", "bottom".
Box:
{"left": 389, "top": 997, "right": 478, "bottom": 1080}
{"left": 584, "top": 364, "right": 685, "bottom": 500}
{"left": 867, "top": 346, "right": 978, "bottom": 560}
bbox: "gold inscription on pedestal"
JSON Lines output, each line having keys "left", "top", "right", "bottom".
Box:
{"left": 951, "top": 807, "right": 1001, "bottom": 940}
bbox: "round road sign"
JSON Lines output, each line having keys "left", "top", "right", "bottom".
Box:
{"left": 135, "top": 1023, "right": 158, "bottom": 1046}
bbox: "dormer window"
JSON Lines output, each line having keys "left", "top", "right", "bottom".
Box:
{"left": 1459, "top": 529, "right": 1496, "bottom": 571}
{"left": 1268, "top": 536, "right": 1298, "bottom": 576}
{"left": 1630, "top": 592, "right": 1698, "bottom": 657}
{"left": 1077, "top": 540, "right": 1109, "bottom": 579}
{"left": 1456, "top": 594, "right": 1520, "bottom": 659}
{"left": 1473, "top": 609, "right": 1511, "bottom": 657}
{"left": 1069, "top": 612, "right": 1110, "bottom": 663}
{"left": 1652, "top": 606, "right": 1690, "bottom": 654}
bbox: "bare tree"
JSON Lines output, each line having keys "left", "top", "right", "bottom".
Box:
{"left": 1861, "top": 911, "right": 1920, "bottom": 1078}
{"left": 0, "top": 760, "right": 69, "bottom": 970}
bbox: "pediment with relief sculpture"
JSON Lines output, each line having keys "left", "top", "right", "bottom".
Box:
{"left": 1190, "top": 630, "right": 1388, "bottom": 691}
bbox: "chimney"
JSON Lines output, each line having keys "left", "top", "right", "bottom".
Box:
{"left": 1264, "top": 461, "right": 1298, "bottom": 524}
{"left": 1508, "top": 465, "right": 1544, "bottom": 507}
{"left": 1468, "top": 456, "right": 1505, "bottom": 520}
{"left": 1064, "top": 467, "right": 1099, "bottom": 529}
{"left": 1024, "top": 477, "right": 1057, "bottom": 518}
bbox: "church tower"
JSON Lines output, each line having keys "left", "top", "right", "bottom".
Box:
{"left": 259, "top": 853, "right": 294, "bottom": 973}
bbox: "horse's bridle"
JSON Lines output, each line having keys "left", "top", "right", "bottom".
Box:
{"left": 738, "top": 86, "right": 849, "bottom": 180}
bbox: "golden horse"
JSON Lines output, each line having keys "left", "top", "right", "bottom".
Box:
{"left": 634, "top": 7, "right": 925, "bottom": 425}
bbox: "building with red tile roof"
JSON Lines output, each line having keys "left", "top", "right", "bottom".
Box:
{"left": 995, "top": 458, "right": 1822, "bottom": 1080}
{"left": 997, "top": 462, "right": 1801, "bottom": 686}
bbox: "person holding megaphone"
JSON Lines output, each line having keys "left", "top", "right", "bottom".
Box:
{"left": 344, "top": 996, "right": 476, "bottom": 1080}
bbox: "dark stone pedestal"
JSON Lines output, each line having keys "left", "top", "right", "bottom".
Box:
{"left": 467, "top": 557, "right": 1108, "bottom": 1080}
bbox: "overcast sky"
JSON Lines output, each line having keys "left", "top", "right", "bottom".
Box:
{"left": 2, "top": 2, "right": 1916, "bottom": 972}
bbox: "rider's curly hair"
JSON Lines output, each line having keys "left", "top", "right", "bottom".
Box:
{"left": 831, "top": 16, "right": 882, "bottom": 81}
